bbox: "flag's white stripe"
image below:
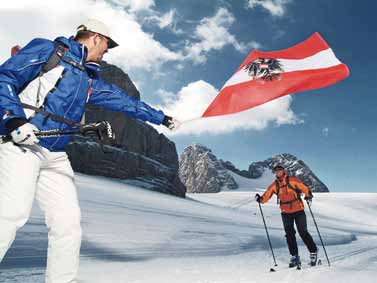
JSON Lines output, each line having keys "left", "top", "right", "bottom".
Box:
{"left": 222, "top": 48, "right": 342, "bottom": 89}
{"left": 281, "top": 49, "right": 341, "bottom": 72}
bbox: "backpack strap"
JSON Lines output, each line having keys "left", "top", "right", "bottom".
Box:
{"left": 21, "top": 103, "right": 75, "bottom": 127}
{"left": 60, "top": 56, "right": 85, "bottom": 71}
{"left": 40, "top": 42, "right": 66, "bottom": 75}
{"left": 286, "top": 176, "right": 303, "bottom": 204}
{"left": 275, "top": 176, "right": 303, "bottom": 209}
{"left": 41, "top": 41, "right": 85, "bottom": 73}
{"left": 275, "top": 180, "right": 280, "bottom": 205}
{"left": 19, "top": 41, "right": 85, "bottom": 127}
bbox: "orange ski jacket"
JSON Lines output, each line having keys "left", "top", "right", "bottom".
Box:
{"left": 260, "top": 173, "right": 312, "bottom": 214}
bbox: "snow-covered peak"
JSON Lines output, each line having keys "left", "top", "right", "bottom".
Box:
{"left": 248, "top": 153, "right": 329, "bottom": 192}
{"left": 179, "top": 144, "right": 329, "bottom": 193}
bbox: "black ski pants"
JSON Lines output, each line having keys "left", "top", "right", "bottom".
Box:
{"left": 281, "top": 210, "right": 317, "bottom": 256}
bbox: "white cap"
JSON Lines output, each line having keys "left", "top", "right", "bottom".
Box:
{"left": 77, "top": 19, "right": 118, "bottom": 49}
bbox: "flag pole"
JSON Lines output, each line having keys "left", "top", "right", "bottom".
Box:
{"left": 179, "top": 117, "right": 202, "bottom": 125}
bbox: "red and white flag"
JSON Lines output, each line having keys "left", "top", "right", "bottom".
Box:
{"left": 202, "top": 32, "right": 349, "bottom": 118}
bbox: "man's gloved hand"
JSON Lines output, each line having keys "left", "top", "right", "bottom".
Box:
{"left": 162, "top": 115, "right": 180, "bottom": 131}
{"left": 304, "top": 193, "right": 313, "bottom": 204}
{"left": 10, "top": 123, "right": 39, "bottom": 145}
{"left": 255, "top": 193, "right": 262, "bottom": 203}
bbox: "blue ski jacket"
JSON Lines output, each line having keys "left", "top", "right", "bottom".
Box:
{"left": 0, "top": 36, "right": 165, "bottom": 151}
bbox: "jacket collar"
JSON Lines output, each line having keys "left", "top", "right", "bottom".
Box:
{"left": 276, "top": 173, "right": 288, "bottom": 183}
{"left": 54, "top": 36, "right": 101, "bottom": 76}
{"left": 55, "top": 36, "right": 87, "bottom": 63}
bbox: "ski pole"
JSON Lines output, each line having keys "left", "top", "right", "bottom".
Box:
{"left": 306, "top": 199, "right": 331, "bottom": 267}
{"left": 257, "top": 201, "right": 277, "bottom": 271}
{"left": 36, "top": 128, "right": 81, "bottom": 138}
{"left": 0, "top": 121, "right": 115, "bottom": 144}
{"left": 0, "top": 128, "right": 81, "bottom": 143}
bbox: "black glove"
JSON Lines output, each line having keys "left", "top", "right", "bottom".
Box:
{"left": 255, "top": 193, "right": 262, "bottom": 203}
{"left": 304, "top": 193, "right": 313, "bottom": 202}
{"left": 162, "top": 115, "right": 173, "bottom": 128}
{"left": 80, "top": 121, "right": 116, "bottom": 145}
{"left": 162, "top": 115, "right": 179, "bottom": 130}
{"left": 5, "top": 118, "right": 28, "bottom": 133}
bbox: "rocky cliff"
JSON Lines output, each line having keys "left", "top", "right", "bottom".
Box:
{"left": 179, "top": 144, "right": 238, "bottom": 193}
{"left": 66, "top": 61, "right": 186, "bottom": 198}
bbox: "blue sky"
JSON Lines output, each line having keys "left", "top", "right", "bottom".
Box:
{"left": 138, "top": 0, "right": 377, "bottom": 192}
{"left": 0, "top": 0, "right": 376, "bottom": 192}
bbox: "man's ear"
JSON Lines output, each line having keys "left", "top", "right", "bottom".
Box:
{"left": 92, "top": 34, "right": 100, "bottom": 47}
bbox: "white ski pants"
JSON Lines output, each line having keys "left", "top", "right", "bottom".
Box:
{"left": 0, "top": 142, "right": 81, "bottom": 283}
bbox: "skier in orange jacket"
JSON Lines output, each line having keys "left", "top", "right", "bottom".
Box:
{"left": 255, "top": 165, "right": 318, "bottom": 267}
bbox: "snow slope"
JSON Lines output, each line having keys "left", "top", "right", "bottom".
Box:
{"left": 231, "top": 169, "right": 275, "bottom": 190}
{"left": 1, "top": 173, "right": 376, "bottom": 283}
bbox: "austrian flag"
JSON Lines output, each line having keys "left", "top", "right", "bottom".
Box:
{"left": 202, "top": 32, "right": 349, "bottom": 117}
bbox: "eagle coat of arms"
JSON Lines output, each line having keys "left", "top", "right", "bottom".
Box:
{"left": 244, "top": 58, "right": 284, "bottom": 81}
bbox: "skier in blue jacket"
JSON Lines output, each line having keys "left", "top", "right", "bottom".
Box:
{"left": 0, "top": 19, "right": 177, "bottom": 283}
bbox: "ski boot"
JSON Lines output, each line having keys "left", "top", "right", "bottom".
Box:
{"left": 310, "top": 251, "right": 318, "bottom": 266}
{"left": 289, "top": 255, "right": 301, "bottom": 268}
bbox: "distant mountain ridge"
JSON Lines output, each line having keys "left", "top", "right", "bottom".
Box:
{"left": 246, "top": 153, "right": 329, "bottom": 192}
{"left": 179, "top": 144, "right": 329, "bottom": 193}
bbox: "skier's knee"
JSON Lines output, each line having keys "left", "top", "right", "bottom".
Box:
{"left": 0, "top": 218, "right": 18, "bottom": 244}
{"left": 0, "top": 206, "right": 31, "bottom": 230}
{"left": 47, "top": 207, "right": 82, "bottom": 240}
{"left": 285, "top": 228, "right": 296, "bottom": 237}
{"left": 298, "top": 229, "right": 309, "bottom": 238}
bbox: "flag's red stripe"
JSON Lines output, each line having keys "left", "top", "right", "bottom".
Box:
{"left": 236, "top": 33, "right": 330, "bottom": 72}
{"left": 202, "top": 64, "right": 349, "bottom": 117}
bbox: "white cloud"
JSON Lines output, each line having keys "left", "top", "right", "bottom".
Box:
{"left": 147, "top": 9, "right": 176, "bottom": 29}
{"left": 0, "top": 2, "right": 261, "bottom": 72}
{"left": 154, "top": 80, "right": 301, "bottom": 135}
{"left": 143, "top": 8, "right": 183, "bottom": 34}
{"left": 184, "top": 8, "right": 260, "bottom": 64}
{"left": 157, "top": 9, "right": 176, "bottom": 29}
{"left": 246, "top": 0, "right": 292, "bottom": 17}
{"left": 322, "top": 127, "right": 329, "bottom": 137}
{"left": 107, "top": 1, "right": 183, "bottom": 34}
{"left": 0, "top": 0, "right": 182, "bottom": 71}
{"left": 111, "top": 0, "right": 155, "bottom": 12}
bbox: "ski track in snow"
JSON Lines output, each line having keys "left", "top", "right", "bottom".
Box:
{"left": 1, "top": 173, "right": 376, "bottom": 283}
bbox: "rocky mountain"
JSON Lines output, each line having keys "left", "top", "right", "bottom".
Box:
{"left": 246, "top": 153, "right": 329, "bottom": 192}
{"left": 179, "top": 144, "right": 238, "bottom": 193}
{"left": 219, "top": 160, "right": 250, "bottom": 178}
{"left": 179, "top": 144, "right": 329, "bottom": 193}
{"left": 66, "top": 61, "right": 186, "bottom": 198}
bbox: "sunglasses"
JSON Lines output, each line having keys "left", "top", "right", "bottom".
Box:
{"left": 95, "top": 34, "right": 109, "bottom": 48}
